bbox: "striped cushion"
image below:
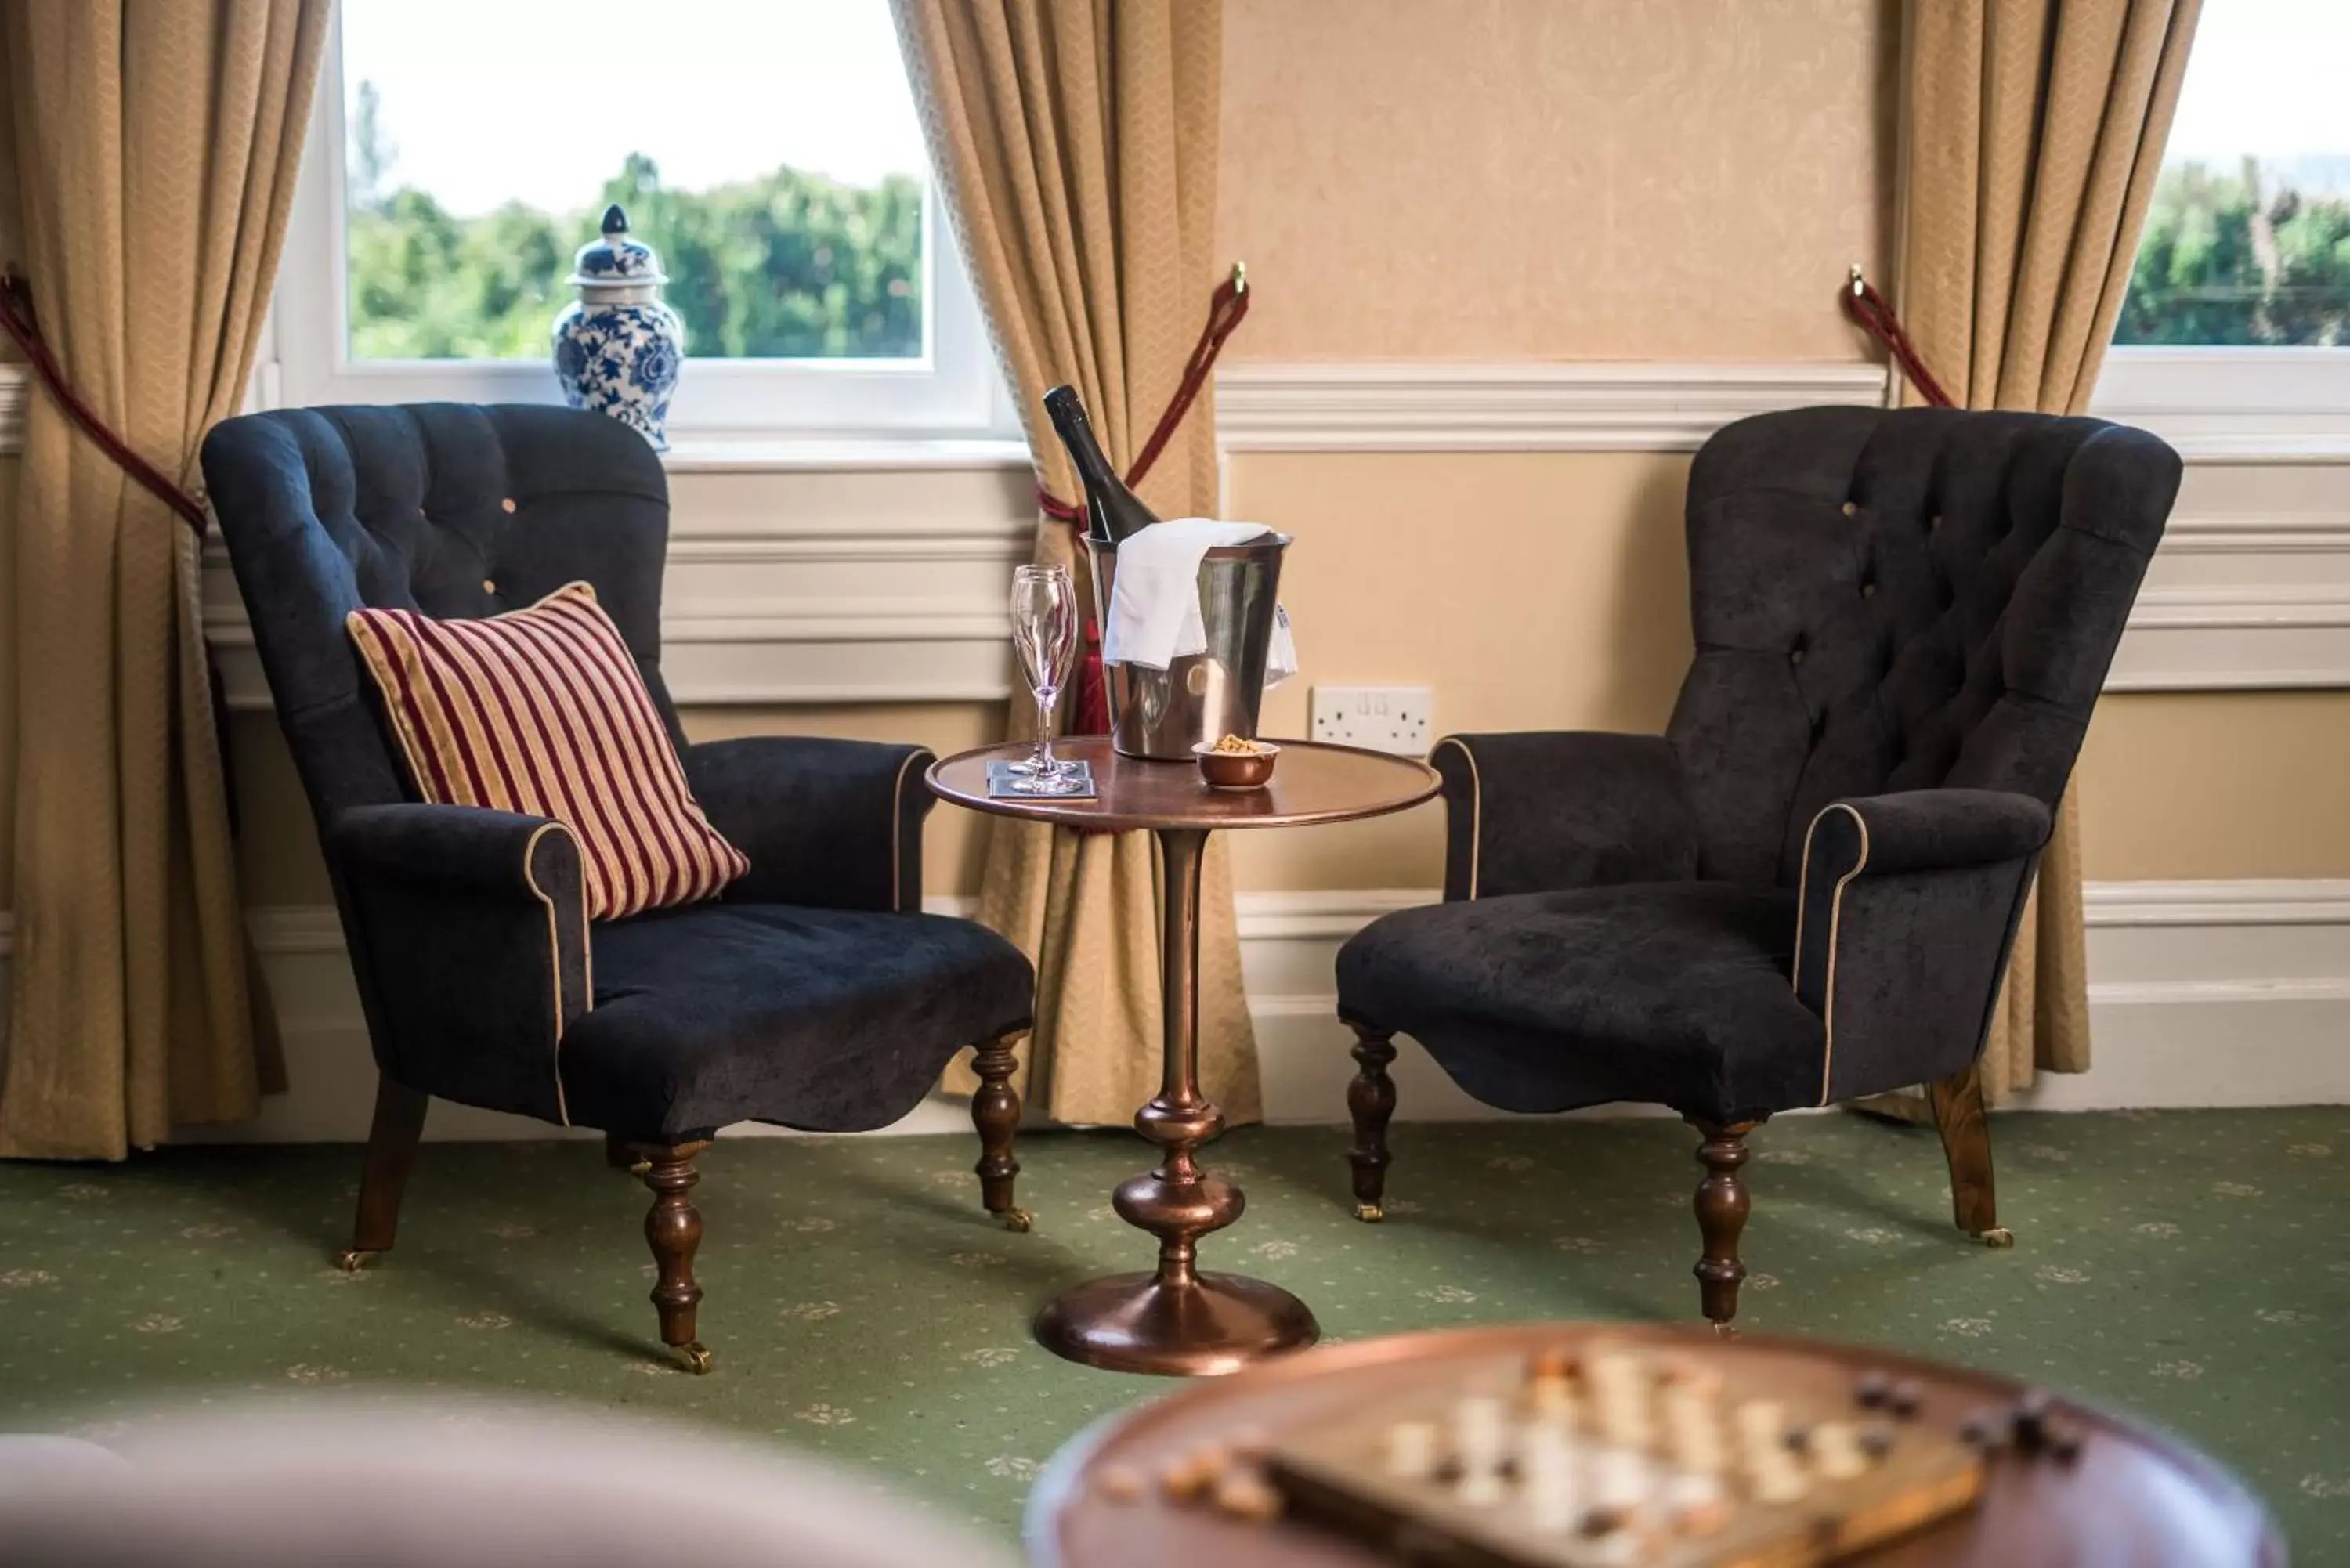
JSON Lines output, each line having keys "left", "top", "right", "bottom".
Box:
{"left": 348, "top": 582, "right": 748, "bottom": 921}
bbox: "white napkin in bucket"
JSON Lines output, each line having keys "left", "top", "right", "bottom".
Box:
{"left": 1100, "top": 518, "right": 1297, "bottom": 684}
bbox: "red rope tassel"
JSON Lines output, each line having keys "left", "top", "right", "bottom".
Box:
{"left": 1838, "top": 265, "right": 1955, "bottom": 410}
{"left": 1034, "top": 264, "right": 1253, "bottom": 735}
{"left": 0, "top": 267, "right": 210, "bottom": 533}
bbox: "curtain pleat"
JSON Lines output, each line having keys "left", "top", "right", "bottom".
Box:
{"left": 894, "top": 0, "right": 1257, "bottom": 1125}
{"left": 1894, "top": 0, "right": 2200, "bottom": 1103}
{"left": 1, "top": 0, "right": 327, "bottom": 1158}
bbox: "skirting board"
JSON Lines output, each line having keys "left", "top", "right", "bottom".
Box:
{"left": 0, "top": 879, "right": 2337, "bottom": 1144}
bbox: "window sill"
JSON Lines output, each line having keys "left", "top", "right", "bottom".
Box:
{"left": 2093, "top": 348, "right": 2350, "bottom": 464}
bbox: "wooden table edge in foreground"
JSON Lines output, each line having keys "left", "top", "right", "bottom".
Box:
{"left": 927, "top": 738, "right": 1442, "bottom": 1377}
{"left": 1023, "top": 1322, "right": 2287, "bottom": 1568}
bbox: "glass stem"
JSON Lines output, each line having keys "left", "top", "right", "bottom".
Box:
{"left": 1032, "top": 691, "right": 1057, "bottom": 773}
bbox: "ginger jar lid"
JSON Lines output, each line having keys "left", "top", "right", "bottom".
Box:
{"left": 566, "top": 204, "right": 668, "bottom": 288}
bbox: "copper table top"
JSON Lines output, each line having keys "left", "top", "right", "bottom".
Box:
{"left": 1027, "top": 1322, "right": 2283, "bottom": 1568}
{"left": 926, "top": 736, "right": 1441, "bottom": 835}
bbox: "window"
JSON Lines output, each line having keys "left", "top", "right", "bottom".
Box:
{"left": 2095, "top": 0, "right": 2350, "bottom": 456}
{"left": 2116, "top": 0, "right": 2349, "bottom": 347}
{"left": 273, "top": 0, "right": 1011, "bottom": 444}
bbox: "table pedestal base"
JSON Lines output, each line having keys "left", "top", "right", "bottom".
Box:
{"left": 1034, "top": 1271, "right": 1318, "bottom": 1377}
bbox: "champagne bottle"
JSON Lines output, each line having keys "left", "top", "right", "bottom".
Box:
{"left": 1043, "top": 385, "right": 1159, "bottom": 547}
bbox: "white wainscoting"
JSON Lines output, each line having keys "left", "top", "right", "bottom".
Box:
{"left": 0, "top": 359, "right": 2333, "bottom": 696}
{"left": 1232, "top": 882, "right": 2350, "bottom": 1124}
{"left": 199, "top": 454, "right": 1039, "bottom": 709}
{"left": 0, "top": 880, "right": 2329, "bottom": 1145}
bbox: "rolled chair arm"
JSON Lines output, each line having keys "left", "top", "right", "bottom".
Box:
{"left": 331, "top": 802, "right": 585, "bottom": 901}
{"left": 682, "top": 736, "right": 932, "bottom": 912}
{"left": 1793, "top": 788, "right": 2052, "bottom": 1105}
{"left": 1431, "top": 732, "right": 1700, "bottom": 900}
{"left": 326, "top": 804, "right": 592, "bottom": 1125}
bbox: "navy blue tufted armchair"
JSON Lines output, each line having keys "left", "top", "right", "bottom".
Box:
{"left": 1335, "top": 406, "right": 2178, "bottom": 1329}
{"left": 201, "top": 403, "right": 1036, "bottom": 1371}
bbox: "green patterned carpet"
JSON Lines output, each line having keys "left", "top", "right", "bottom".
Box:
{"left": 2, "top": 1110, "right": 2344, "bottom": 1555}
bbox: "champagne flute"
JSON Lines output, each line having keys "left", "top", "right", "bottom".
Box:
{"left": 1008, "top": 564, "right": 1083, "bottom": 793}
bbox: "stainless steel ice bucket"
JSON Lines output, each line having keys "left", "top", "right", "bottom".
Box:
{"left": 1088, "top": 533, "right": 1291, "bottom": 761}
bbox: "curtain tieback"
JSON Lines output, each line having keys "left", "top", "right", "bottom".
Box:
{"left": 1035, "top": 264, "right": 1253, "bottom": 734}
{"left": 3, "top": 266, "right": 238, "bottom": 833}
{"left": 0, "top": 269, "right": 211, "bottom": 535}
{"left": 1841, "top": 266, "right": 1955, "bottom": 410}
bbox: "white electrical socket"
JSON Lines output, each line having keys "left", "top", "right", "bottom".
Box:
{"left": 1309, "top": 685, "right": 1434, "bottom": 756}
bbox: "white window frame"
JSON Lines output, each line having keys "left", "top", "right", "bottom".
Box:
{"left": 270, "top": 7, "right": 1017, "bottom": 448}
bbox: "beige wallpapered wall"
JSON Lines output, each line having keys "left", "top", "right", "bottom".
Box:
{"left": 1217, "top": 452, "right": 2350, "bottom": 893}
{"left": 24, "top": 0, "right": 2350, "bottom": 921}
{"left": 1218, "top": 0, "right": 1898, "bottom": 361}
{"left": 219, "top": 438, "right": 2350, "bottom": 907}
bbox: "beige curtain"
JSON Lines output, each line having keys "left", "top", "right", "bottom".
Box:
{"left": 892, "top": 0, "right": 1256, "bottom": 1125}
{"left": 1895, "top": 0, "right": 2200, "bottom": 1101}
{"left": 1, "top": 1, "right": 327, "bottom": 1158}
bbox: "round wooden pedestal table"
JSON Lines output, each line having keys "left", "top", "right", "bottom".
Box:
{"left": 928, "top": 737, "right": 1441, "bottom": 1378}
{"left": 1025, "top": 1323, "right": 2283, "bottom": 1567}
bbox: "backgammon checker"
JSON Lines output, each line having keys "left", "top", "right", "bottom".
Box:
{"left": 1027, "top": 1324, "right": 2281, "bottom": 1568}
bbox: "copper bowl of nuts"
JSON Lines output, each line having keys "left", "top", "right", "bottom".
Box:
{"left": 1193, "top": 735, "right": 1279, "bottom": 789}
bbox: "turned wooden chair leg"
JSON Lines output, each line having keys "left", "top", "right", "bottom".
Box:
{"left": 1929, "top": 1061, "right": 2013, "bottom": 1247}
{"left": 1687, "top": 1117, "right": 1762, "bottom": 1333}
{"left": 336, "top": 1075, "right": 428, "bottom": 1271}
{"left": 631, "top": 1140, "right": 714, "bottom": 1374}
{"left": 604, "top": 1131, "right": 649, "bottom": 1174}
{"left": 970, "top": 1031, "right": 1031, "bottom": 1233}
{"left": 1347, "top": 1022, "right": 1399, "bottom": 1222}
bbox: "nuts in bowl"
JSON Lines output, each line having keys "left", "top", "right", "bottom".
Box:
{"left": 1192, "top": 734, "right": 1279, "bottom": 789}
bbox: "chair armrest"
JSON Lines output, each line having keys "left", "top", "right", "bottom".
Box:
{"left": 1430, "top": 732, "right": 1700, "bottom": 900}
{"left": 681, "top": 736, "right": 933, "bottom": 912}
{"left": 327, "top": 804, "right": 592, "bottom": 1125}
{"left": 1793, "top": 788, "right": 2051, "bottom": 1105}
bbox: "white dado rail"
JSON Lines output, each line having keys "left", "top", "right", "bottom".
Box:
{"left": 0, "top": 360, "right": 2343, "bottom": 699}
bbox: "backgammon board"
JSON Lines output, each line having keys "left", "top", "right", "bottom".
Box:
{"left": 1027, "top": 1323, "right": 2282, "bottom": 1568}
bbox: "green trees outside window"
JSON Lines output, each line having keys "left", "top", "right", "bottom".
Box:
{"left": 2117, "top": 159, "right": 2350, "bottom": 347}
{"left": 342, "top": 77, "right": 2345, "bottom": 361}
{"left": 344, "top": 83, "right": 924, "bottom": 362}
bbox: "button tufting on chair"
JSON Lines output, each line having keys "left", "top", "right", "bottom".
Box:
{"left": 1841, "top": 500, "right": 1859, "bottom": 518}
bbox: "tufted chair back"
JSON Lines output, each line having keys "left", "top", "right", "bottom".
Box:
{"left": 200, "top": 403, "right": 678, "bottom": 829}
{"left": 1664, "top": 406, "right": 2179, "bottom": 888}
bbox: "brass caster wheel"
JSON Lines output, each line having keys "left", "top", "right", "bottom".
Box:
{"left": 672, "top": 1342, "right": 714, "bottom": 1375}
{"left": 1712, "top": 1321, "right": 1740, "bottom": 1339}
{"left": 1354, "top": 1202, "right": 1384, "bottom": 1223}
{"left": 1977, "top": 1226, "right": 2016, "bottom": 1248}
{"left": 333, "top": 1248, "right": 380, "bottom": 1274}
{"left": 998, "top": 1208, "right": 1034, "bottom": 1234}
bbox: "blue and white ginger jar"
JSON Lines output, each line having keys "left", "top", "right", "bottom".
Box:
{"left": 553, "top": 204, "right": 685, "bottom": 451}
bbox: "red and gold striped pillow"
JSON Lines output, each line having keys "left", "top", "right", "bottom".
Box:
{"left": 348, "top": 582, "right": 748, "bottom": 921}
